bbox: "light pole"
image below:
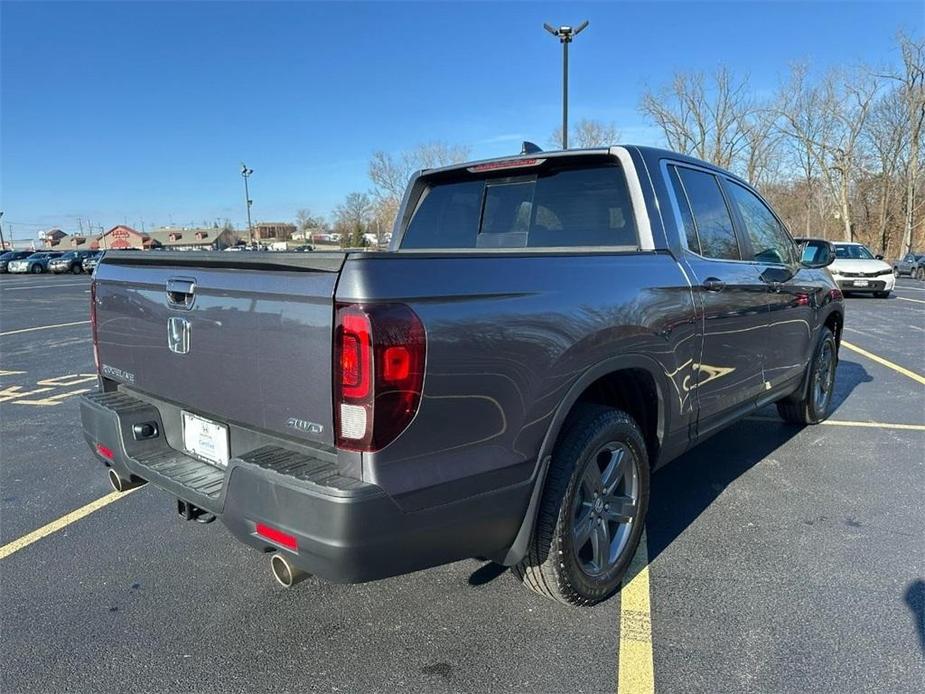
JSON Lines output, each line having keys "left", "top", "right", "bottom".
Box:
{"left": 0, "top": 212, "right": 6, "bottom": 250}
{"left": 543, "top": 20, "right": 589, "bottom": 150}
{"left": 241, "top": 163, "right": 254, "bottom": 246}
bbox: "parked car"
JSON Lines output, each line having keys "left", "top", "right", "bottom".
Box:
{"left": 49, "top": 250, "right": 93, "bottom": 274}
{"left": 894, "top": 251, "right": 925, "bottom": 280}
{"left": 0, "top": 250, "right": 34, "bottom": 273}
{"left": 7, "top": 251, "right": 64, "bottom": 274}
{"left": 827, "top": 242, "right": 895, "bottom": 297}
{"left": 82, "top": 251, "right": 104, "bottom": 273}
{"left": 80, "top": 145, "right": 843, "bottom": 607}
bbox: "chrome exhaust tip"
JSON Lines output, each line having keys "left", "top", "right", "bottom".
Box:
{"left": 107, "top": 468, "right": 146, "bottom": 493}
{"left": 270, "top": 553, "right": 309, "bottom": 588}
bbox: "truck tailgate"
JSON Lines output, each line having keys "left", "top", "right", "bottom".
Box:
{"left": 93, "top": 251, "right": 345, "bottom": 447}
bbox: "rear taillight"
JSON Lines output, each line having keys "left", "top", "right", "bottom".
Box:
{"left": 90, "top": 280, "right": 100, "bottom": 372}
{"left": 334, "top": 303, "right": 425, "bottom": 452}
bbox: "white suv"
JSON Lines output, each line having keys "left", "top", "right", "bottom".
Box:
{"left": 829, "top": 242, "right": 895, "bottom": 298}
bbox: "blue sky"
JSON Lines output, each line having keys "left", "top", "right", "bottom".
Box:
{"left": 1, "top": 1, "right": 922, "bottom": 239}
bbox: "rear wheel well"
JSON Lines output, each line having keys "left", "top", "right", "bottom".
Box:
{"left": 566, "top": 369, "right": 661, "bottom": 466}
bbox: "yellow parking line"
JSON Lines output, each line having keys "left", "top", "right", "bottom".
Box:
{"left": 617, "top": 529, "right": 655, "bottom": 694}
{"left": 747, "top": 416, "right": 925, "bottom": 431}
{"left": 896, "top": 296, "right": 925, "bottom": 305}
{"left": 841, "top": 341, "right": 925, "bottom": 386}
{"left": 0, "top": 489, "right": 136, "bottom": 560}
{"left": 0, "top": 320, "right": 90, "bottom": 337}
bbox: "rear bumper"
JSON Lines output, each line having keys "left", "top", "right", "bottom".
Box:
{"left": 79, "top": 390, "right": 529, "bottom": 582}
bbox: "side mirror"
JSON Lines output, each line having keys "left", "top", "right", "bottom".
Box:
{"left": 875, "top": 254, "right": 884, "bottom": 260}
{"left": 800, "top": 239, "right": 835, "bottom": 268}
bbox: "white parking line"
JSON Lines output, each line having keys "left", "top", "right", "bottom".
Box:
{"left": 0, "top": 282, "right": 89, "bottom": 291}
{"left": 0, "top": 320, "right": 90, "bottom": 337}
{"left": 896, "top": 296, "right": 925, "bottom": 305}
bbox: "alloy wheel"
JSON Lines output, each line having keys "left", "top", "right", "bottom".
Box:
{"left": 813, "top": 339, "right": 836, "bottom": 413}
{"left": 570, "top": 442, "right": 639, "bottom": 577}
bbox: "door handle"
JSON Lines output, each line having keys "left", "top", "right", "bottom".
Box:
{"left": 702, "top": 277, "right": 725, "bottom": 292}
{"left": 166, "top": 277, "right": 196, "bottom": 309}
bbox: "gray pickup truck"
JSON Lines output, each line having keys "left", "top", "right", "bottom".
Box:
{"left": 80, "top": 146, "right": 843, "bottom": 606}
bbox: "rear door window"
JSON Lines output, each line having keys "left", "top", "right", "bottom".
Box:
{"left": 671, "top": 166, "right": 741, "bottom": 261}
{"left": 401, "top": 162, "right": 638, "bottom": 249}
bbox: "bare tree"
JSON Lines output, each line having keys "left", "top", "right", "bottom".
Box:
{"left": 296, "top": 208, "right": 325, "bottom": 236}
{"left": 864, "top": 88, "right": 907, "bottom": 252}
{"left": 775, "top": 63, "right": 829, "bottom": 236}
{"left": 368, "top": 141, "right": 470, "bottom": 233}
{"left": 777, "top": 65, "right": 878, "bottom": 241}
{"left": 880, "top": 33, "right": 925, "bottom": 255}
{"left": 640, "top": 67, "right": 758, "bottom": 171}
{"left": 334, "top": 192, "right": 373, "bottom": 247}
{"left": 369, "top": 142, "right": 470, "bottom": 198}
{"left": 549, "top": 119, "right": 620, "bottom": 149}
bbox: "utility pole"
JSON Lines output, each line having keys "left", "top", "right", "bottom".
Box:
{"left": 0, "top": 212, "right": 6, "bottom": 250}
{"left": 543, "top": 20, "right": 589, "bottom": 149}
{"left": 241, "top": 163, "right": 254, "bottom": 246}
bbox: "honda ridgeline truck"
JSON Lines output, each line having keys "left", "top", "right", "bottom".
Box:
{"left": 80, "top": 146, "right": 843, "bottom": 606}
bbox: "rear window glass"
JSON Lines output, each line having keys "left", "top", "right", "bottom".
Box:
{"left": 672, "top": 166, "right": 741, "bottom": 261}
{"left": 401, "top": 163, "right": 638, "bottom": 249}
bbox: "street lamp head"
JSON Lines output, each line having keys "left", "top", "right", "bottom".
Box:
{"left": 544, "top": 20, "right": 589, "bottom": 42}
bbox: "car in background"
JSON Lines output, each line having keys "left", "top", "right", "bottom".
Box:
{"left": 894, "top": 251, "right": 925, "bottom": 280}
{"left": 82, "top": 251, "right": 104, "bottom": 273}
{"left": 7, "top": 251, "right": 64, "bottom": 274}
{"left": 828, "top": 242, "right": 895, "bottom": 297}
{"left": 0, "top": 250, "right": 34, "bottom": 273}
{"left": 49, "top": 250, "right": 93, "bottom": 274}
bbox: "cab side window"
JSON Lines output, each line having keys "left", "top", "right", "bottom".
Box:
{"left": 670, "top": 165, "right": 741, "bottom": 260}
{"left": 725, "top": 181, "right": 796, "bottom": 265}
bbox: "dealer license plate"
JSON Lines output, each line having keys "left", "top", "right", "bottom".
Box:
{"left": 182, "top": 411, "right": 230, "bottom": 467}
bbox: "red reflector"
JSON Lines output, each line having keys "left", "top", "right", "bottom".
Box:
{"left": 96, "top": 443, "right": 114, "bottom": 461}
{"left": 255, "top": 523, "right": 298, "bottom": 551}
{"left": 382, "top": 346, "right": 411, "bottom": 382}
{"left": 467, "top": 158, "right": 545, "bottom": 172}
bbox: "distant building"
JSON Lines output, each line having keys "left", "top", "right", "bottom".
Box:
{"left": 147, "top": 227, "right": 236, "bottom": 251}
{"left": 57, "top": 234, "right": 97, "bottom": 250}
{"left": 254, "top": 222, "right": 296, "bottom": 241}
{"left": 96, "top": 225, "right": 154, "bottom": 250}
{"left": 40, "top": 229, "right": 68, "bottom": 248}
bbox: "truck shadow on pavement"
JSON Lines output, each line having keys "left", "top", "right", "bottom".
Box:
{"left": 467, "top": 359, "right": 872, "bottom": 588}
{"left": 633, "top": 358, "right": 872, "bottom": 574}
{"left": 907, "top": 580, "right": 925, "bottom": 656}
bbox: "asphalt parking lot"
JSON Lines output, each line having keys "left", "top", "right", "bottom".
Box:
{"left": 1, "top": 272, "right": 923, "bottom": 693}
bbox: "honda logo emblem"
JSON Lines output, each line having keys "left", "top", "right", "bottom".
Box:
{"left": 167, "top": 317, "right": 190, "bottom": 354}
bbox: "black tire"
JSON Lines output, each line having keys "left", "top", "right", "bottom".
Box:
{"left": 874, "top": 291, "right": 890, "bottom": 298}
{"left": 71, "top": 264, "right": 82, "bottom": 274}
{"left": 30, "top": 264, "right": 42, "bottom": 274}
{"left": 514, "top": 405, "right": 649, "bottom": 607}
{"left": 916, "top": 267, "right": 925, "bottom": 281}
{"left": 777, "top": 326, "right": 838, "bottom": 425}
